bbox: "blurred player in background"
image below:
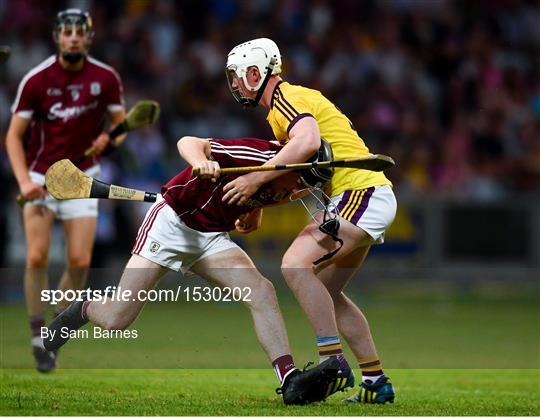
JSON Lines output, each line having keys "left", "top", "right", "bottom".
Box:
{"left": 223, "top": 38, "right": 396, "bottom": 403}
{"left": 45, "top": 135, "right": 338, "bottom": 405}
{"left": 5, "top": 9, "right": 126, "bottom": 372}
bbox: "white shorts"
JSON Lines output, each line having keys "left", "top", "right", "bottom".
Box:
{"left": 27, "top": 165, "right": 100, "bottom": 220}
{"left": 330, "top": 185, "right": 397, "bottom": 244}
{"left": 132, "top": 195, "right": 240, "bottom": 274}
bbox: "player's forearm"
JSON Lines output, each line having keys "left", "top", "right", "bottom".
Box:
{"left": 6, "top": 114, "right": 33, "bottom": 186}
{"left": 245, "top": 132, "right": 320, "bottom": 186}
{"left": 177, "top": 136, "right": 211, "bottom": 165}
{"left": 5, "top": 130, "right": 31, "bottom": 187}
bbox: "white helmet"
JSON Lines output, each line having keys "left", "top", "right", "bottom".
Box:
{"left": 226, "top": 38, "right": 282, "bottom": 107}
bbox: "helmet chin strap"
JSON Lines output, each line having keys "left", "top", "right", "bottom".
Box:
{"left": 242, "top": 58, "right": 276, "bottom": 108}
{"left": 290, "top": 187, "right": 344, "bottom": 265}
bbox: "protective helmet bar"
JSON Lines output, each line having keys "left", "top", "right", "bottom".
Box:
{"left": 54, "top": 9, "right": 94, "bottom": 37}
{"left": 53, "top": 9, "right": 93, "bottom": 63}
{"left": 226, "top": 38, "right": 282, "bottom": 108}
{"left": 226, "top": 58, "right": 276, "bottom": 108}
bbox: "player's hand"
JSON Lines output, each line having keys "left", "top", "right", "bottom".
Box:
{"left": 222, "top": 174, "right": 261, "bottom": 206}
{"left": 235, "top": 208, "right": 262, "bottom": 233}
{"left": 193, "top": 160, "right": 221, "bottom": 182}
{"left": 89, "top": 132, "right": 110, "bottom": 156}
{"left": 19, "top": 180, "right": 46, "bottom": 201}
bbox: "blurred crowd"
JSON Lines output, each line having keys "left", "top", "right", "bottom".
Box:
{"left": 2, "top": 0, "right": 539, "bottom": 197}
{"left": 0, "top": 0, "right": 539, "bottom": 263}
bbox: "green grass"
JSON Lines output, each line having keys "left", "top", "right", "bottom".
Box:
{"left": 1, "top": 369, "right": 539, "bottom": 415}
{"left": 1, "top": 287, "right": 539, "bottom": 415}
{"left": 2, "top": 287, "right": 539, "bottom": 369}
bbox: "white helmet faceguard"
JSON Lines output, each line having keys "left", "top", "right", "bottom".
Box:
{"left": 226, "top": 38, "right": 282, "bottom": 107}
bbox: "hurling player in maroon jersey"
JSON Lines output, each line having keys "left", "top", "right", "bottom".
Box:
{"left": 5, "top": 9, "right": 126, "bottom": 373}
{"left": 44, "top": 136, "right": 340, "bottom": 404}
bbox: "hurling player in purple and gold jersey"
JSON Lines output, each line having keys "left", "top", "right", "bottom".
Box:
{"left": 223, "top": 38, "right": 397, "bottom": 404}
{"left": 5, "top": 9, "right": 126, "bottom": 372}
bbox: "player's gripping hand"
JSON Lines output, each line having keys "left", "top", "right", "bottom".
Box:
{"left": 193, "top": 160, "right": 221, "bottom": 182}
{"left": 19, "top": 180, "right": 46, "bottom": 201}
{"left": 235, "top": 208, "right": 262, "bottom": 233}
{"left": 223, "top": 174, "right": 262, "bottom": 206}
{"left": 89, "top": 132, "right": 111, "bottom": 156}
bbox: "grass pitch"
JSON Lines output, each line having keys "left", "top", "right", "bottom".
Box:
{"left": 1, "top": 369, "right": 539, "bottom": 415}
{"left": 1, "top": 284, "right": 539, "bottom": 415}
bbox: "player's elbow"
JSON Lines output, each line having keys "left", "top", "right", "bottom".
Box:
{"left": 305, "top": 135, "right": 321, "bottom": 155}
{"left": 177, "top": 136, "right": 209, "bottom": 154}
{"left": 178, "top": 135, "right": 208, "bottom": 144}
{"left": 294, "top": 133, "right": 320, "bottom": 160}
{"left": 177, "top": 135, "right": 197, "bottom": 148}
{"left": 289, "top": 117, "right": 321, "bottom": 156}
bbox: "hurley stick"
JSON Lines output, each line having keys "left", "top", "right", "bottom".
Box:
{"left": 192, "top": 154, "right": 395, "bottom": 177}
{"left": 45, "top": 159, "right": 157, "bottom": 202}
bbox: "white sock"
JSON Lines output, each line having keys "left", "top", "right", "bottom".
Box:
{"left": 362, "top": 373, "right": 384, "bottom": 385}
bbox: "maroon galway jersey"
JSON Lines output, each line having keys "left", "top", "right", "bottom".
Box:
{"left": 162, "top": 138, "right": 302, "bottom": 232}
{"left": 11, "top": 55, "right": 124, "bottom": 174}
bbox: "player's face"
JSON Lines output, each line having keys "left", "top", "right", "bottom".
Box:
{"left": 226, "top": 65, "right": 263, "bottom": 106}
{"left": 228, "top": 71, "right": 256, "bottom": 99}
{"left": 57, "top": 25, "right": 90, "bottom": 55}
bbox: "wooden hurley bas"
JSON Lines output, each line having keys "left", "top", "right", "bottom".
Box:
{"left": 45, "top": 159, "right": 157, "bottom": 202}
{"left": 46, "top": 152, "right": 396, "bottom": 203}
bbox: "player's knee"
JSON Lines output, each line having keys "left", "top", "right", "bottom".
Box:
{"left": 26, "top": 251, "right": 48, "bottom": 268}
{"left": 245, "top": 278, "right": 277, "bottom": 308}
{"left": 101, "top": 321, "right": 127, "bottom": 331}
{"left": 281, "top": 253, "right": 311, "bottom": 271}
{"left": 331, "top": 291, "right": 347, "bottom": 305}
{"left": 67, "top": 253, "right": 91, "bottom": 269}
{"left": 101, "top": 313, "right": 130, "bottom": 331}
{"left": 281, "top": 259, "right": 313, "bottom": 288}
{"left": 258, "top": 278, "right": 276, "bottom": 300}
